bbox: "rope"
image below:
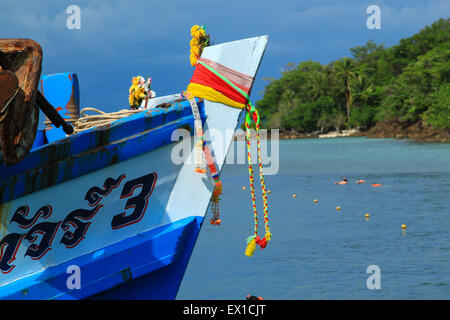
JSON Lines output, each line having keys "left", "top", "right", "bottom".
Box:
{"left": 72, "top": 107, "right": 142, "bottom": 133}
{"left": 244, "top": 105, "right": 271, "bottom": 257}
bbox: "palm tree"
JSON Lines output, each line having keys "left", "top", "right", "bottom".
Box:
{"left": 352, "top": 75, "right": 373, "bottom": 106}
{"left": 309, "top": 71, "right": 327, "bottom": 101}
{"left": 334, "top": 57, "right": 357, "bottom": 124}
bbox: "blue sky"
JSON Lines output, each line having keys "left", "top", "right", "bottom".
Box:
{"left": 1, "top": 0, "right": 449, "bottom": 120}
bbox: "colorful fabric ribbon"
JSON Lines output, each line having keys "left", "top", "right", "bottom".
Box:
{"left": 185, "top": 58, "right": 271, "bottom": 256}
{"left": 186, "top": 58, "right": 254, "bottom": 109}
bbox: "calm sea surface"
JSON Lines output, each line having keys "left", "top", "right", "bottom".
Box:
{"left": 177, "top": 137, "right": 450, "bottom": 299}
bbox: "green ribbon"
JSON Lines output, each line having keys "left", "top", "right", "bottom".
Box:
{"left": 197, "top": 60, "right": 260, "bottom": 128}
{"left": 197, "top": 60, "right": 250, "bottom": 100}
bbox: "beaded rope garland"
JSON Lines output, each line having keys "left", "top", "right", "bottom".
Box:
{"left": 185, "top": 93, "right": 207, "bottom": 173}
{"left": 183, "top": 91, "right": 222, "bottom": 225}
{"left": 243, "top": 105, "right": 271, "bottom": 257}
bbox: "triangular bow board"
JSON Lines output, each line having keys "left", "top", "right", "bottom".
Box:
{"left": 164, "top": 35, "right": 268, "bottom": 223}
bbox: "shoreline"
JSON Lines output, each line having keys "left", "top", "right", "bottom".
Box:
{"left": 234, "top": 120, "right": 450, "bottom": 143}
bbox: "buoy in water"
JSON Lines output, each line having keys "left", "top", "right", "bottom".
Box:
{"left": 365, "top": 213, "right": 370, "bottom": 219}
{"left": 401, "top": 224, "right": 407, "bottom": 229}
{"left": 293, "top": 194, "right": 297, "bottom": 198}
{"left": 242, "top": 186, "right": 246, "bottom": 191}
{"left": 313, "top": 199, "right": 318, "bottom": 203}
{"left": 268, "top": 190, "right": 271, "bottom": 194}
{"left": 336, "top": 206, "right": 341, "bottom": 211}
{"left": 210, "top": 219, "right": 221, "bottom": 226}
{"left": 372, "top": 183, "right": 382, "bottom": 187}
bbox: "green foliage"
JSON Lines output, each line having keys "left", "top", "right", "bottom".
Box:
{"left": 256, "top": 18, "right": 450, "bottom": 131}
{"left": 423, "top": 82, "right": 450, "bottom": 129}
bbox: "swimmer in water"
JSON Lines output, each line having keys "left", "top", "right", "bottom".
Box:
{"left": 246, "top": 294, "right": 263, "bottom": 300}
{"left": 335, "top": 177, "right": 348, "bottom": 185}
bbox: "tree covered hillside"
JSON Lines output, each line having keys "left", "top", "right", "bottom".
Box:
{"left": 256, "top": 18, "right": 450, "bottom": 133}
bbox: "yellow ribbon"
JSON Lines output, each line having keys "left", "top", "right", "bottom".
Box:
{"left": 186, "top": 83, "right": 246, "bottom": 109}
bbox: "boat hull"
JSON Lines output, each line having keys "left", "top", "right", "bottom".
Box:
{"left": 0, "top": 100, "right": 206, "bottom": 299}
{"left": 0, "top": 35, "right": 268, "bottom": 299}
{"left": 1, "top": 216, "right": 202, "bottom": 300}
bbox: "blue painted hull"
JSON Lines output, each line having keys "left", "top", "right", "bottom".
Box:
{"left": 0, "top": 99, "right": 209, "bottom": 300}
{"left": 0, "top": 99, "right": 204, "bottom": 204}
{"left": 0, "top": 216, "right": 203, "bottom": 300}
{"left": 0, "top": 35, "right": 268, "bottom": 300}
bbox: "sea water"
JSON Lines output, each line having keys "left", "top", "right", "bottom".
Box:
{"left": 177, "top": 137, "right": 450, "bottom": 299}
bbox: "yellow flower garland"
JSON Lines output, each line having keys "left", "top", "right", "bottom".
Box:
{"left": 189, "top": 25, "right": 209, "bottom": 66}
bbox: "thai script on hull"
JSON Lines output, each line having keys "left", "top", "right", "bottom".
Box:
{"left": 0, "top": 172, "right": 157, "bottom": 274}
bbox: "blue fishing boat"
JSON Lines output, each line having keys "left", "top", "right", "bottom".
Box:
{"left": 0, "top": 35, "right": 268, "bottom": 299}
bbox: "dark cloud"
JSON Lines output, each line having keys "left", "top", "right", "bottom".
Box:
{"left": 1, "top": 0, "right": 448, "bottom": 121}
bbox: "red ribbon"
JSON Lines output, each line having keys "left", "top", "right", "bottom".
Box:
{"left": 190, "top": 62, "right": 250, "bottom": 104}
{"left": 255, "top": 235, "right": 267, "bottom": 249}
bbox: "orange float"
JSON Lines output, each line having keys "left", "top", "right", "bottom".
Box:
{"left": 372, "top": 183, "right": 382, "bottom": 187}
{"left": 210, "top": 219, "right": 221, "bottom": 226}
